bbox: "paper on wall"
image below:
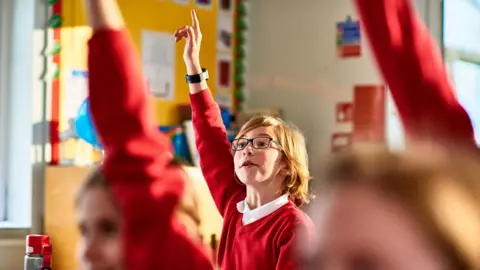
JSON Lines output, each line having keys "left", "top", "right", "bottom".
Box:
{"left": 141, "top": 30, "right": 176, "bottom": 100}
{"left": 184, "top": 120, "right": 200, "bottom": 167}
{"left": 216, "top": 53, "right": 232, "bottom": 89}
{"left": 216, "top": 90, "right": 233, "bottom": 109}
{"left": 64, "top": 69, "right": 88, "bottom": 121}
{"left": 173, "top": 0, "right": 190, "bottom": 5}
{"left": 217, "top": 13, "right": 234, "bottom": 51}
{"left": 195, "top": 0, "right": 212, "bottom": 9}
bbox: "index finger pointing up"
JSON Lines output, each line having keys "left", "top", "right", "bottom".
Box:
{"left": 191, "top": 9, "right": 201, "bottom": 33}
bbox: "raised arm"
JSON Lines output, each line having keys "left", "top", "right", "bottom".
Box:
{"left": 175, "top": 10, "right": 244, "bottom": 216}
{"left": 353, "top": 0, "right": 475, "bottom": 147}
{"left": 86, "top": 0, "right": 173, "bottom": 179}
{"left": 85, "top": 1, "right": 212, "bottom": 269}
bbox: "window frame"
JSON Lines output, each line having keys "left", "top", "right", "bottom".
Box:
{"left": 0, "top": 0, "right": 12, "bottom": 224}
{"left": 0, "top": 0, "right": 49, "bottom": 236}
{"left": 443, "top": 0, "right": 480, "bottom": 147}
{"left": 445, "top": 49, "right": 480, "bottom": 146}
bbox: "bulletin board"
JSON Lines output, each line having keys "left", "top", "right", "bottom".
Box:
{"left": 48, "top": 0, "right": 236, "bottom": 164}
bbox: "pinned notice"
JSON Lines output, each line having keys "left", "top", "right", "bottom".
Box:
{"left": 336, "top": 16, "right": 361, "bottom": 58}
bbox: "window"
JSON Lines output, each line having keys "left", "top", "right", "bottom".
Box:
{"left": 0, "top": 4, "right": 10, "bottom": 227}
{"left": 450, "top": 61, "right": 480, "bottom": 145}
{"left": 0, "top": 0, "right": 48, "bottom": 233}
{"left": 385, "top": 0, "right": 443, "bottom": 152}
{"left": 444, "top": 0, "right": 480, "bottom": 146}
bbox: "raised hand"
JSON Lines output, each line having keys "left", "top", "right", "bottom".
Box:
{"left": 174, "top": 9, "right": 202, "bottom": 75}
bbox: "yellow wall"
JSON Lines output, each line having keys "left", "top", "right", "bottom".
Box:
{"left": 44, "top": 166, "right": 223, "bottom": 270}
{"left": 60, "top": 0, "right": 233, "bottom": 126}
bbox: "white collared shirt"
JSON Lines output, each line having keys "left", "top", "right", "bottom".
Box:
{"left": 236, "top": 194, "right": 290, "bottom": 225}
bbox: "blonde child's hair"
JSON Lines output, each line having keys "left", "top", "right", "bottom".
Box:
{"left": 236, "top": 114, "right": 311, "bottom": 206}
{"left": 317, "top": 146, "right": 480, "bottom": 269}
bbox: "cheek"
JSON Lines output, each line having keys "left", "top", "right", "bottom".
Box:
{"left": 76, "top": 239, "right": 87, "bottom": 263}
{"left": 259, "top": 151, "right": 282, "bottom": 169}
{"left": 233, "top": 152, "right": 242, "bottom": 166}
{"left": 107, "top": 235, "right": 124, "bottom": 260}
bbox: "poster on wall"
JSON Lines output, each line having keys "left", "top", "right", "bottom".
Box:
{"left": 336, "top": 102, "right": 353, "bottom": 123}
{"left": 331, "top": 132, "right": 352, "bottom": 153}
{"left": 173, "top": 0, "right": 190, "bottom": 5}
{"left": 216, "top": 90, "right": 233, "bottom": 109}
{"left": 195, "top": 0, "right": 212, "bottom": 9}
{"left": 352, "top": 84, "right": 386, "bottom": 143}
{"left": 64, "top": 69, "right": 89, "bottom": 121}
{"left": 219, "top": 0, "right": 233, "bottom": 13}
{"left": 217, "top": 53, "right": 232, "bottom": 89}
{"left": 141, "top": 30, "right": 176, "bottom": 100}
{"left": 336, "top": 16, "right": 361, "bottom": 58}
{"left": 217, "top": 13, "right": 234, "bottom": 51}
{"left": 184, "top": 120, "right": 200, "bottom": 167}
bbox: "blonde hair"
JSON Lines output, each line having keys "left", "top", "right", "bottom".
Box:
{"left": 317, "top": 147, "right": 480, "bottom": 269}
{"left": 236, "top": 114, "right": 311, "bottom": 206}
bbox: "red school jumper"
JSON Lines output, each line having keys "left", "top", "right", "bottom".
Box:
{"left": 189, "top": 90, "right": 315, "bottom": 270}
{"left": 88, "top": 29, "right": 213, "bottom": 270}
{"left": 353, "top": 0, "right": 475, "bottom": 149}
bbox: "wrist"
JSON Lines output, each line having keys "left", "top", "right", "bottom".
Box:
{"left": 186, "top": 62, "right": 202, "bottom": 75}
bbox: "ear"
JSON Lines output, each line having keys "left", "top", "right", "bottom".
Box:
{"left": 281, "top": 161, "right": 291, "bottom": 175}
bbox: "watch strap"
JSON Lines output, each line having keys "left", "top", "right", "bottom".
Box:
{"left": 185, "top": 68, "right": 209, "bottom": 84}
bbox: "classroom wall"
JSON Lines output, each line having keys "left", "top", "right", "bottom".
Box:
{"left": 59, "top": 0, "right": 234, "bottom": 127}
{"left": 244, "top": 0, "right": 442, "bottom": 175}
{"left": 0, "top": 1, "right": 443, "bottom": 269}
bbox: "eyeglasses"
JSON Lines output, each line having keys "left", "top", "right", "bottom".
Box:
{"left": 231, "top": 137, "right": 282, "bottom": 151}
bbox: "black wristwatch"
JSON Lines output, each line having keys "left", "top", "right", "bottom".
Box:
{"left": 185, "top": 68, "right": 209, "bottom": 84}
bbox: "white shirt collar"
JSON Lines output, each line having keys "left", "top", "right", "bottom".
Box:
{"left": 237, "top": 194, "right": 290, "bottom": 225}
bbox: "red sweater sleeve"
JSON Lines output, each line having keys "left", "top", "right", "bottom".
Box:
{"left": 189, "top": 90, "right": 245, "bottom": 216}
{"left": 276, "top": 220, "right": 314, "bottom": 270}
{"left": 88, "top": 30, "right": 212, "bottom": 270}
{"left": 275, "top": 226, "right": 297, "bottom": 270}
{"left": 354, "top": 0, "right": 475, "bottom": 147}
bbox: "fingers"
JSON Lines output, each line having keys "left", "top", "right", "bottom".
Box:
{"left": 191, "top": 9, "right": 201, "bottom": 34}
{"left": 174, "top": 31, "right": 188, "bottom": 42}
{"left": 174, "top": 26, "right": 189, "bottom": 42}
{"left": 175, "top": 10, "right": 201, "bottom": 44}
{"left": 186, "top": 26, "right": 195, "bottom": 42}
{"left": 174, "top": 26, "right": 188, "bottom": 37}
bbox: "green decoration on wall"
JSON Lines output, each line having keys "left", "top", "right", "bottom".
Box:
{"left": 52, "top": 66, "right": 61, "bottom": 80}
{"left": 235, "top": 60, "right": 245, "bottom": 74}
{"left": 235, "top": 76, "right": 244, "bottom": 87}
{"left": 234, "top": 0, "right": 247, "bottom": 112}
{"left": 235, "top": 87, "right": 245, "bottom": 101}
{"left": 48, "top": 14, "right": 63, "bottom": 28}
{"left": 237, "top": 103, "right": 244, "bottom": 112}
{"left": 236, "top": 2, "right": 247, "bottom": 16}
{"left": 48, "top": 41, "right": 62, "bottom": 56}
{"left": 236, "top": 46, "right": 245, "bottom": 59}
{"left": 234, "top": 73, "right": 245, "bottom": 86}
{"left": 236, "top": 18, "right": 247, "bottom": 31}
{"left": 48, "top": 0, "right": 60, "bottom": 5}
{"left": 235, "top": 32, "right": 246, "bottom": 44}
{"left": 42, "top": 64, "right": 61, "bottom": 81}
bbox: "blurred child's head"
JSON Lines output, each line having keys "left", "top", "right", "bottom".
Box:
{"left": 75, "top": 159, "right": 202, "bottom": 270}
{"left": 232, "top": 114, "right": 311, "bottom": 206}
{"left": 299, "top": 147, "right": 480, "bottom": 270}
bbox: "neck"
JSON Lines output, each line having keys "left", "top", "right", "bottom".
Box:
{"left": 245, "top": 181, "right": 285, "bottom": 210}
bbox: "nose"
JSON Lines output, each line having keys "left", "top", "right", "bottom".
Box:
{"left": 241, "top": 142, "right": 254, "bottom": 155}
{"left": 81, "top": 237, "right": 102, "bottom": 264}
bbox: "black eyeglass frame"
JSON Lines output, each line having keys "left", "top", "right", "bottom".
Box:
{"left": 231, "top": 136, "right": 283, "bottom": 151}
